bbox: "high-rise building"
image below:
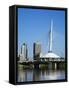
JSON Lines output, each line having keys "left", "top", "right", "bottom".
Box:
{"left": 33, "top": 42, "right": 41, "bottom": 60}
{"left": 19, "top": 43, "right": 28, "bottom": 62}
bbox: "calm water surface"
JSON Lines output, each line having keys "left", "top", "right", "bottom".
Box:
{"left": 17, "top": 69, "right": 65, "bottom": 82}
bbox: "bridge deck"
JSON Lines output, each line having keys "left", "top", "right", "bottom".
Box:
{"left": 18, "top": 60, "right": 65, "bottom": 65}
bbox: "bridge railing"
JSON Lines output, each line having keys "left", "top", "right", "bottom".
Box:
{"left": 18, "top": 57, "right": 65, "bottom": 64}
{"left": 40, "top": 58, "right": 65, "bottom": 62}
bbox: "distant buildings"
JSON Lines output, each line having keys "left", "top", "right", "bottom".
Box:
{"left": 19, "top": 42, "right": 41, "bottom": 62}
{"left": 33, "top": 42, "right": 41, "bottom": 60}
{"left": 19, "top": 43, "right": 28, "bottom": 62}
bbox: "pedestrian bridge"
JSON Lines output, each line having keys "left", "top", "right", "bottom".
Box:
{"left": 18, "top": 58, "right": 65, "bottom": 69}
{"left": 18, "top": 57, "right": 65, "bottom": 64}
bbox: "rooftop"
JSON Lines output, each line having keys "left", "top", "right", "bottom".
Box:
{"left": 40, "top": 52, "right": 60, "bottom": 58}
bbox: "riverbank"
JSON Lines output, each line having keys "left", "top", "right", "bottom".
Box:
{"left": 18, "top": 63, "right": 65, "bottom": 70}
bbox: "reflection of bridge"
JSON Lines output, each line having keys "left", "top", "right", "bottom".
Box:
{"left": 18, "top": 58, "right": 65, "bottom": 69}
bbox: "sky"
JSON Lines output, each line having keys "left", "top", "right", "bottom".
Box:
{"left": 18, "top": 7, "right": 65, "bottom": 58}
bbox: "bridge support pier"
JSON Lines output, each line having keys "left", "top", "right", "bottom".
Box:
{"left": 48, "top": 62, "right": 52, "bottom": 69}
{"left": 34, "top": 64, "right": 39, "bottom": 69}
{"left": 54, "top": 63, "right": 57, "bottom": 70}
{"left": 48, "top": 62, "right": 57, "bottom": 70}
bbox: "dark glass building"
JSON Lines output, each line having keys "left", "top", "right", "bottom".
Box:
{"left": 33, "top": 42, "right": 41, "bottom": 60}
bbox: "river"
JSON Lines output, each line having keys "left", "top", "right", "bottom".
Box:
{"left": 17, "top": 69, "right": 65, "bottom": 82}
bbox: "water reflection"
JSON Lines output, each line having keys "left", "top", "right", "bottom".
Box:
{"left": 17, "top": 69, "right": 65, "bottom": 82}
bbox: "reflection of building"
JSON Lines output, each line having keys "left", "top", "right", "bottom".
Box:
{"left": 33, "top": 69, "right": 40, "bottom": 81}
{"left": 18, "top": 69, "right": 27, "bottom": 82}
{"left": 33, "top": 42, "right": 41, "bottom": 60}
{"left": 19, "top": 43, "right": 28, "bottom": 62}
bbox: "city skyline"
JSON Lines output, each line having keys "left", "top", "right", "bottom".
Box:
{"left": 18, "top": 8, "right": 65, "bottom": 58}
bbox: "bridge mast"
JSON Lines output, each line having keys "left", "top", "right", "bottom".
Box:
{"left": 49, "top": 19, "right": 53, "bottom": 52}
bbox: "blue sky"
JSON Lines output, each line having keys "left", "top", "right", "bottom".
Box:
{"left": 18, "top": 8, "right": 65, "bottom": 58}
